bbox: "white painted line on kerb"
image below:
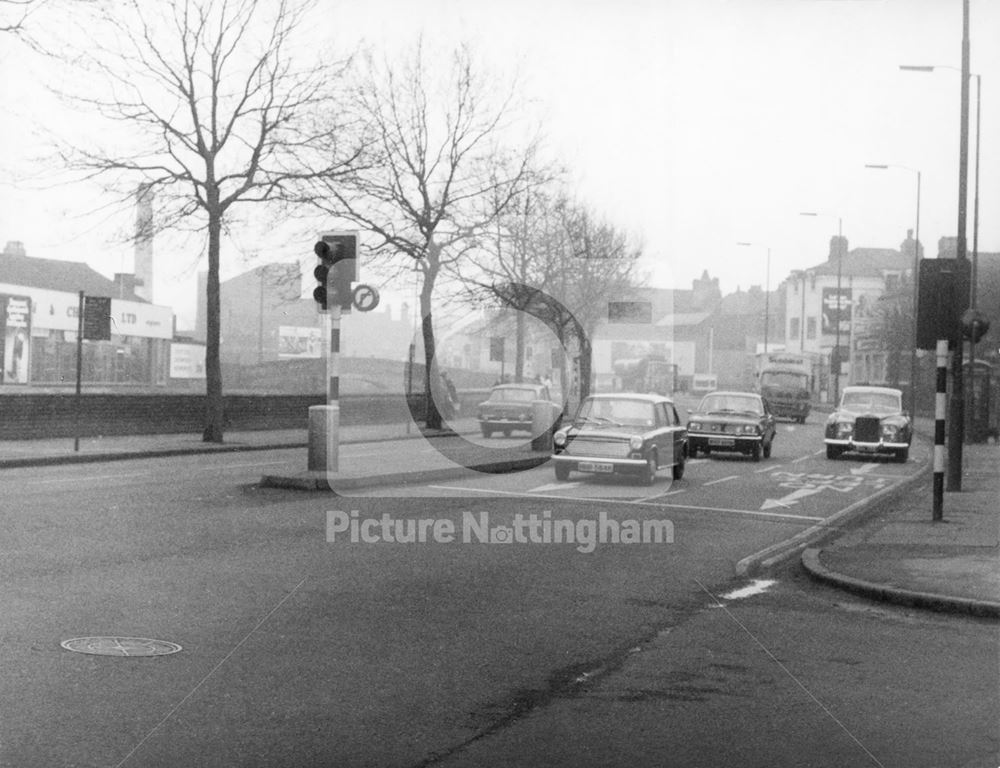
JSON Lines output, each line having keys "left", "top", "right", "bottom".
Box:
{"left": 704, "top": 475, "right": 739, "bottom": 486}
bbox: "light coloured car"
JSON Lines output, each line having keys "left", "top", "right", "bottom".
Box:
{"left": 824, "top": 385, "right": 912, "bottom": 462}
{"left": 552, "top": 393, "right": 687, "bottom": 485}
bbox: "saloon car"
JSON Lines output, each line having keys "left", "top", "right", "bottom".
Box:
{"left": 824, "top": 385, "right": 912, "bottom": 462}
{"left": 476, "top": 383, "right": 562, "bottom": 438}
{"left": 551, "top": 393, "right": 687, "bottom": 485}
{"left": 686, "top": 391, "right": 776, "bottom": 461}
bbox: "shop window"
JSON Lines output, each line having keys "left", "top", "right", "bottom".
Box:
{"left": 806, "top": 317, "right": 817, "bottom": 339}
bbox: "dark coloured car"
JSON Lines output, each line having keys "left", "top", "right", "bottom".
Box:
{"left": 551, "top": 393, "right": 687, "bottom": 485}
{"left": 824, "top": 385, "right": 912, "bottom": 462}
{"left": 686, "top": 390, "right": 776, "bottom": 462}
{"left": 476, "top": 383, "right": 562, "bottom": 438}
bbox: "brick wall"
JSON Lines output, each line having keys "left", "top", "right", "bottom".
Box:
{"left": 0, "top": 391, "right": 490, "bottom": 440}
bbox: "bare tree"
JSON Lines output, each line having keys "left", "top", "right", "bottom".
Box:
{"left": 304, "top": 41, "right": 537, "bottom": 429}
{"left": 49, "top": 0, "right": 359, "bottom": 441}
{"left": 468, "top": 189, "right": 643, "bottom": 402}
{"left": 0, "top": 0, "right": 43, "bottom": 36}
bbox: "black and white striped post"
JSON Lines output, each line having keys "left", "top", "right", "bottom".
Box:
{"left": 308, "top": 233, "right": 356, "bottom": 474}
{"left": 932, "top": 339, "right": 948, "bottom": 520}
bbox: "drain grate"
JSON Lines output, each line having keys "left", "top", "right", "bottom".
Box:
{"left": 61, "top": 636, "right": 182, "bottom": 657}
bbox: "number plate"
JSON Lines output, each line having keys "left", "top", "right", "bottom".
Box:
{"left": 579, "top": 461, "right": 614, "bottom": 473}
{"left": 857, "top": 444, "right": 878, "bottom": 452}
{"left": 708, "top": 438, "right": 735, "bottom": 447}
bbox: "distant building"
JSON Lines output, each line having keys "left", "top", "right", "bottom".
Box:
{"left": 0, "top": 241, "right": 174, "bottom": 386}
{"left": 213, "top": 263, "right": 415, "bottom": 367}
{"left": 780, "top": 232, "right": 913, "bottom": 398}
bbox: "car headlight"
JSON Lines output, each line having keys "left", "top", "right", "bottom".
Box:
{"left": 629, "top": 435, "right": 644, "bottom": 451}
{"left": 554, "top": 430, "right": 568, "bottom": 447}
{"left": 881, "top": 424, "right": 900, "bottom": 439}
{"left": 688, "top": 421, "right": 701, "bottom": 431}
{"left": 742, "top": 424, "right": 758, "bottom": 434}
{"left": 836, "top": 422, "right": 853, "bottom": 437}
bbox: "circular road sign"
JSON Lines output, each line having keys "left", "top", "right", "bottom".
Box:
{"left": 352, "top": 283, "right": 380, "bottom": 313}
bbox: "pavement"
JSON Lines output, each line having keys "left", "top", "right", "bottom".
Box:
{"left": 3, "top": 412, "right": 997, "bottom": 618}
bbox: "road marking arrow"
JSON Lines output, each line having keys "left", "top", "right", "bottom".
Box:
{"left": 850, "top": 463, "right": 878, "bottom": 475}
{"left": 760, "top": 486, "right": 825, "bottom": 510}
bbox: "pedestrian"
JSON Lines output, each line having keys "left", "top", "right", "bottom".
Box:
{"left": 439, "top": 371, "right": 457, "bottom": 419}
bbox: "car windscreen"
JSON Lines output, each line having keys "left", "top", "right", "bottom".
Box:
{"left": 760, "top": 372, "right": 808, "bottom": 388}
{"left": 841, "top": 392, "right": 901, "bottom": 412}
{"left": 576, "top": 399, "right": 655, "bottom": 427}
{"left": 490, "top": 388, "right": 537, "bottom": 402}
{"left": 697, "top": 394, "right": 762, "bottom": 415}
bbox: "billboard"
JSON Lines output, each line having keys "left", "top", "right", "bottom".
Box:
{"left": 0, "top": 294, "right": 31, "bottom": 384}
{"left": 278, "top": 326, "right": 322, "bottom": 359}
{"left": 821, "top": 287, "right": 852, "bottom": 336}
{"left": 169, "top": 343, "right": 206, "bottom": 379}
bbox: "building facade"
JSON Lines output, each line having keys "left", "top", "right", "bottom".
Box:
{"left": 0, "top": 241, "right": 174, "bottom": 387}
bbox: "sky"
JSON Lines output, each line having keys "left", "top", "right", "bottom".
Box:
{"left": 2, "top": 0, "right": 998, "bottom": 328}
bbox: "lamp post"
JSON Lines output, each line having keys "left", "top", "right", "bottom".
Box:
{"left": 736, "top": 242, "right": 771, "bottom": 353}
{"left": 901, "top": 18, "right": 976, "bottom": 478}
{"left": 864, "top": 164, "right": 921, "bottom": 418}
{"left": 800, "top": 213, "right": 845, "bottom": 404}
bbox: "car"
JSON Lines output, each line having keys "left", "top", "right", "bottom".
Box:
{"left": 551, "top": 393, "right": 687, "bottom": 485}
{"left": 476, "top": 383, "right": 562, "bottom": 438}
{"left": 824, "top": 385, "right": 912, "bottom": 462}
{"left": 686, "top": 390, "right": 776, "bottom": 462}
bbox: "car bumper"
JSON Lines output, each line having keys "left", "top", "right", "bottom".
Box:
{"left": 551, "top": 454, "right": 648, "bottom": 474}
{"left": 824, "top": 438, "right": 909, "bottom": 453}
{"left": 688, "top": 434, "right": 762, "bottom": 452}
{"left": 479, "top": 418, "right": 533, "bottom": 429}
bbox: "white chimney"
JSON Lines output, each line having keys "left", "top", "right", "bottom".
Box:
{"left": 134, "top": 183, "right": 154, "bottom": 301}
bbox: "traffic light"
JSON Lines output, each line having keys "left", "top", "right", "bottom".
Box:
{"left": 916, "top": 258, "right": 970, "bottom": 350}
{"left": 312, "top": 233, "right": 357, "bottom": 311}
{"left": 962, "top": 308, "right": 990, "bottom": 343}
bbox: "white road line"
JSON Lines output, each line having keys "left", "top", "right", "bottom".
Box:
{"left": 427, "top": 486, "right": 823, "bottom": 521}
{"left": 703, "top": 475, "right": 739, "bottom": 486}
{"left": 850, "top": 463, "right": 878, "bottom": 475}
{"left": 528, "top": 481, "right": 583, "bottom": 493}
{"left": 791, "top": 452, "right": 820, "bottom": 463}
{"left": 197, "top": 461, "right": 291, "bottom": 471}
{"left": 646, "top": 503, "right": 824, "bottom": 522}
{"left": 29, "top": 472, "right": 153, "bottom": 485}
{"left": 754, "top": 464, "right": 782, "bottom": 474}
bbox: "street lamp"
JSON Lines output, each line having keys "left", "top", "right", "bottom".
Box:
{"left": 864, "top": 163, "right": 921, "bottom": 418}
{"left": 800, "top": 212, "right": 845, "bottom": 404}
{"left": 901, "top": 57, "right": 980, "bottom": 462}
{"left": 736, "top": 242, "right": 771, "bottom": 353}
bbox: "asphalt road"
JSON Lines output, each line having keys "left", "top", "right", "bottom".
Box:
{"left": 2, "top": 420, "right": 996, "bottom": 767}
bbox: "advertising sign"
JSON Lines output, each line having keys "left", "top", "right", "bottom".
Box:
{"left": 278, "top": 326, "right": 322, "bottom": 359}
{"left": 0, "top": 294, "right": 32, "bottom": 384}
{"left": 821, "top": 287, "right": 852, "bottom": 336}
{"left": 169, "top": 343, "right": 207, "bottom": 379}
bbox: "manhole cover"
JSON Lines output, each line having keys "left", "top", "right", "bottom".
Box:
{"left": 60, "top": 637, "right": 182, "bottom": 657}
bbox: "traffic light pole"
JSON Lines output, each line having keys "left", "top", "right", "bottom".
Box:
{"left": 308, "top": 302, "right": 341, "bottom": 474}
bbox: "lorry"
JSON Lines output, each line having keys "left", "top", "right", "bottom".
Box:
{"left": 612, "top": 356, "right": 678, "bottom": 397}
{"left": 753, "top": 352, "right": 815, "bottom": 423}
